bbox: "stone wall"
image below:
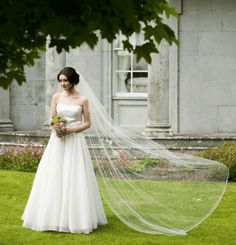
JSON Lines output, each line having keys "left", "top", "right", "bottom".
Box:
{"left": 179, "top": 0, "right": 236, "bottom": 133}
{"left": 3, "top": 0, "right": 236, "bottom": 134}
{"left": 66, "top": 43, "right": 104, "bottom": 103}
{"left": 7, "top": 41, "right": 111, "bottom": 130}
{"left": 10, "top": 53, "right": 46, "bottom": 130}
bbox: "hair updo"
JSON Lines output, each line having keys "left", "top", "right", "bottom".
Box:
{"left": 57, "top": 67, "right": 80, "bottom": 86}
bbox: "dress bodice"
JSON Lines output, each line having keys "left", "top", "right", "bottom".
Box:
{"left": 57, "top": 103, "right": 83, "bottom": 125}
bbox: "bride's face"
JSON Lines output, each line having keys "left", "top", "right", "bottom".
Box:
{"left": 58, "top": 74, "right": 73, "bottom": 91}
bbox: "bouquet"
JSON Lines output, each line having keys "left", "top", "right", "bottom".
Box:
{"left": 50, "top": 114, "right": 68, "bottom": 134}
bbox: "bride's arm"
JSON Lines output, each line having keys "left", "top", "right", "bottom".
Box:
{"left": 75, "top": 98, "right": 91, "bottom": 133}
{"left": 48, "top": 93, "right": 58, "bottom": 126}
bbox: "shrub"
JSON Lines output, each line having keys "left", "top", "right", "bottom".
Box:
{"left": 196, "top": 141, "right": 236, "bottom": 181}
{"left": 127, "top": 158, "right": 168, "bottom": 174}
{"left": 0, "top": 144, "right": 44, "bottom": 172}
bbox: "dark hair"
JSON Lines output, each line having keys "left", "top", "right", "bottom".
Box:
{"left": 57, "top": 67, "right": 80, "bottom": 86}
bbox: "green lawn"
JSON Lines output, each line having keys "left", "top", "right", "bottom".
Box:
{"left": 0, "top": 170, "right": 235, "bottom": 245}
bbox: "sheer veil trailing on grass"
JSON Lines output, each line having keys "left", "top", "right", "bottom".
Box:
{"left": 77, "top": 73, "right": 228, "bottom": 236}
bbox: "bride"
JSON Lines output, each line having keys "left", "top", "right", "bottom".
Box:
{"left": 22, "top": 67, "right": 228, "bottom": 236}
{"left": 21, "top": 67, "right": 107, "bottom": 234}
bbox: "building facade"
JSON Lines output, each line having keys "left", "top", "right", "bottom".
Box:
{"left": 1, "top": 0, "right": 236, "bottom": 136}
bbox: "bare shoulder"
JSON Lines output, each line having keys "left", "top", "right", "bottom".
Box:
{"left": 52, "top": 93, "right": 61, "bottom": 102}
{"left": 79, "top": 95, "right": 89, "bottom": 105}
{"left": 52, "top": 93, "right": 60, "bottom": 99}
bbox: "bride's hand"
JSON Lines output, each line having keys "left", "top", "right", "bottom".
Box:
{"left": 64, "top": 128, "right": 75, "bottom": 135}
{"left": 56, "top": 128, "right": 75, "bottom": 138}
{"left": 56, "top": 129, "right": 65, "bottom": 138}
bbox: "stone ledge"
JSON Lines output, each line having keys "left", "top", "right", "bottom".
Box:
{"left": 1, "top": 130, "right": 236, "bottom": 138}
{"left": 0, "top": 119, "right": 14, "bottom": 131}
{"left": 0, "top": 130, "right": 236, "bottom": 150}
{"left": 0, "top": 129, "right": 50, "bottom": 137}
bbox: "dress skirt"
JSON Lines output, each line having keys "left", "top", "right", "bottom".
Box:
{"left": 21, "top": 131, "right": 107, "bottom": 234}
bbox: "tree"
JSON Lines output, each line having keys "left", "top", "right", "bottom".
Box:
{"left": 0, "top": 0, "right": 178, "bottom": 89}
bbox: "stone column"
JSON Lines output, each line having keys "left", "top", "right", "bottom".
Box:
{"left": 0, "top": 88, "right": 14, "bottom": 131}
{"left": 101, "top": 39, "right": 113, "bottom": 116}
{"left": 169, "top": 0, "right": 182, "bottom": 133}
{"left": 142, "top": 41, "right": 172, "bottom": 138}
{"left": 43, "top": 39, "right": 66, "bottom": 127}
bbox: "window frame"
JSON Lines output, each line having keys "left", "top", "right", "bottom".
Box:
{"left": 112, "top": 41, "right": 149, "bottom": 99}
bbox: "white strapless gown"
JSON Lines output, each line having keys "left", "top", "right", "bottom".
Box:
{"left": 21, "top": 103, "right": 108, "bottom": 234}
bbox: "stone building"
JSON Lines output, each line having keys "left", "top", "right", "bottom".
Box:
{"left": 1, "top": 0, "right": 236, "bottom": 138}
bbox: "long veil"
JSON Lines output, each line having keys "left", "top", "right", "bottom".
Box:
{"left": 76, "top": 73, "right": 228, "bottom": 236}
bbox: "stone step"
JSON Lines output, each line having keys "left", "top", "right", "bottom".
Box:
{"left": 154, "top": 135, "right": 236, "bottom": 149}
{"left": 0, "top": 130, "right": 50, "bottom": 145}
{"left": 0, "top": 130, "right": 236, "bottom": 151}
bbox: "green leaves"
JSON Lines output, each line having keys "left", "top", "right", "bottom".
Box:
{"left": 161, "top": 2, "right": 179, "bottom": 18}
{"left": 134, "top": 41, "right": 158, "bottom": 64}
{"left": 0, "top": 0, "right": 178, "bottom": 89}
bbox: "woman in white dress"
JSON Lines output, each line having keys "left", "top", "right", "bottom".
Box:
{"left": 22, "top": 67, "right": 107, "bottom": 234}
{"left": 22, "top": 67, "right": 228, "bottom": 236}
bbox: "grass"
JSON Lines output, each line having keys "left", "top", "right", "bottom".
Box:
{"left": 99, "top": 178, "right": 227, "bottom": 231}
{"left": 0, "top": 170, "right": 235, "bottom": 245}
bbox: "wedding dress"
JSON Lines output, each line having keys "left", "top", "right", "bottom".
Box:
{"left": 21, "top": 103, "right": 107, "bottom": 234}
{"left": 22, "top": 73, "right": 228, "bottom": 236}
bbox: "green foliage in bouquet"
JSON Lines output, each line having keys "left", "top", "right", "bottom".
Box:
{"left": 50, "top": 114, "right": 68, "bottom": 134}
{"left": 196, "top": 141, "right": 236, "bottom": 181}
{"left": 50, "top": 114, "right": 67, "bottom": 126}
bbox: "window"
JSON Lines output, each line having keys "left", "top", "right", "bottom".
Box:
{"left": 112, "top": 35, "right": 149, "bottom": 96}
